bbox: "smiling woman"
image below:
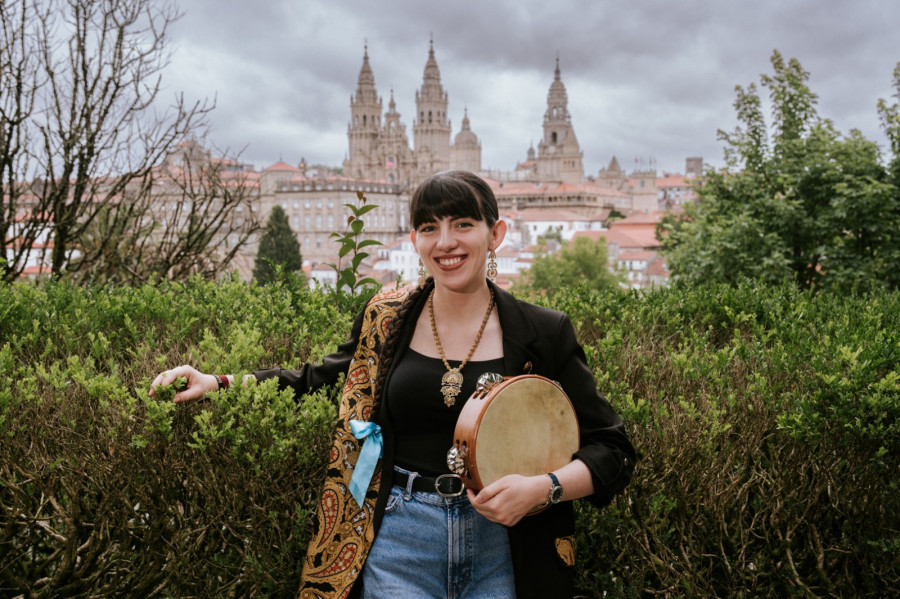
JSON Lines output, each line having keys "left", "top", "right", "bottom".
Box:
{"left": 411, "top": 175, "right": 505, "bottom": 297}
{"left": 151, "top": 170, "right": 635, "bottom": 599}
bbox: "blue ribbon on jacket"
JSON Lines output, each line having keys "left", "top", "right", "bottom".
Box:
{"left": 348, "top": 420, "right": 383, "bottom": 507}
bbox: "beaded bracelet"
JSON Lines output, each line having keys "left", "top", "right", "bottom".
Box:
{"left": 215, "top": 374, "right": 230, "bottom": 390}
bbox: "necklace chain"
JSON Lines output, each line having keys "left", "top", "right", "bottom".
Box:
{"left": 429, "top": 288, "right": 495, "bottom": 407}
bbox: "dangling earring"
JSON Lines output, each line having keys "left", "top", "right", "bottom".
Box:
{"left": 418, "top": 257, "right": 427, "bottom": 288}
{"left": 487, "top": 250, "right": 498, "bottom": 283}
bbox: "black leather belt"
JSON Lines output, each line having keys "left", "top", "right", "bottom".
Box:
{"left": 393, "top": 469, "right": 465, "bottom": 497}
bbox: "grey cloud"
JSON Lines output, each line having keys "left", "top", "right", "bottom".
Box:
{"left": 160, "top": 0, "right": 900, "bottom": 176}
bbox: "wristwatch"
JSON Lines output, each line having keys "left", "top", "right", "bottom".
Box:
{"left": 547, "top": 472, "right": 563, "bottom": 505}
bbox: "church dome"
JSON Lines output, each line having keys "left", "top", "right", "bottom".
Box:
{"left": 455, "top": 129, "right": 478, "bottom": 146}
{"left": 454, "top": 109, "right": 479, "bottom": 147}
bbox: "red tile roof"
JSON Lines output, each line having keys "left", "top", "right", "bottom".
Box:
{"left": 263, "top": 161, "right": 302, "bottom": 172}
{"left": 646, "top": 256, "right": 670, "bottom": 278}
{"left": 657, "top": 174, "right": 688, "bottom": 187}
{"left": 573, "top": 228, "right": 660, "bottom": 250}
{"left": 612, "top": 211, "right": 664, "bottom": 226}
{"left": 509, "top": 208, "right": 596, "bottom": 222}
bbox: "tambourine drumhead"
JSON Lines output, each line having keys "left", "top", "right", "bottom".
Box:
{"left": 451, "top": 375, "right": 579, "bottom": 491}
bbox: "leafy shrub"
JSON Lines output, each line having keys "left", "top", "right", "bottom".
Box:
{"left": 1, "top": 278, "right": 897, "bottom": 597}
{"left": 529, "top": 282, "right": 899, "bottom": 598}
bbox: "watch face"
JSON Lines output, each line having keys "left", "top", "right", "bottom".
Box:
{"left": 550, "top": 485, "right": 564, "bottom": 504}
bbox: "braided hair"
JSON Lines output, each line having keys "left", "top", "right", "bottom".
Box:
{"left": 371, "top": 278, "right": 430, "bottom": 416}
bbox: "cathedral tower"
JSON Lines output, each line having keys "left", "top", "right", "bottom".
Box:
{"left": 345, "top": 45, "right": 382, "bottom": 179}
{"left": 536, "top": 58, "right": 584, "bottom": 185}
{"left": 413, "top": 40, "right": 452, "bottom": 177}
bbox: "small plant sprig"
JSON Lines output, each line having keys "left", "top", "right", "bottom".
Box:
{"left": 327, "top": 191, "right": 382, "bottom": 294}
{"left": 149, "top": 376, "right": 188, "bottom": 403}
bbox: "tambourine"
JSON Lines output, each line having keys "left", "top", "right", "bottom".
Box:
{"left": 446, "top": 373, "right": 580, "bottom": 492}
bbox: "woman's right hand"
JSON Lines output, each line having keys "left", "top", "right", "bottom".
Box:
{"left": 149, "top": 365, "right": 218, "bottom": 404}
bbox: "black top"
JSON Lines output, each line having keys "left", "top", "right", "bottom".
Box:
{"left": 386, "top": 349, "right": 505, "bottom": 477}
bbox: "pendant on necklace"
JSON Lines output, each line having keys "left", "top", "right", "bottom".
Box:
{"left": 440, "top": 368, "right": 464, "bottom": 407}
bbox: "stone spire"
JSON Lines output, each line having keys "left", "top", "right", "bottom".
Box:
{"left": 414, "top": 38, "right": 451, "bottom": 176}
{"left": 354, "top": 43, "right": 379, "bottom": 105}
{"left": 536, "top": 56, "right": 583, "bottom": 184}
{"left": 460, "top": 108, "right": 472, "bottom": 133}
{"left": 544, "top": 56, "right": 571, "bottom": 126}
{"left": 419, "top": 39, "right": 444, "bottom": 98}
{"left": 346, "top": 43, "right": 383, "bottom": 179}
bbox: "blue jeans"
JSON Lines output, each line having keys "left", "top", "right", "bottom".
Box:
{"left": 361, "top": 467, "right": 516, "bottom": 598}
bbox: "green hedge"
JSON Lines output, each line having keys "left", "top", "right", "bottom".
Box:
{"left": 1, "top": 277, "right": 897, "bottom": 598}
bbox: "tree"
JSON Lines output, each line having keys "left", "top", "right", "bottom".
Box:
{"left": 876, "top": 62, "right": 900, "bottom": 291}
{"left": 254, "top": 205, "right": 303, "bottom": 284}
{"left": 515, "top": 235, "right": 622, "bottom": 296}
{"left": 0, "top": 0, "right": 256, "bottom": 283}
{"left": 67, "top": 141, "right": 261, "bottom": 284}
{"left": 660, "top": 51, "right": 900, "bottom": 292}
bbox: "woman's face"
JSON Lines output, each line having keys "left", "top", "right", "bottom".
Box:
{"left": 411, "top": 215, "right": 506, "bottom": 294}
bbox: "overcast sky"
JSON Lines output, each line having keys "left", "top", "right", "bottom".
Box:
{"left": 160, "top": 0, "right": 900, "bottom": 178}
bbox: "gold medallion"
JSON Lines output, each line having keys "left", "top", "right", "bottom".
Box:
{"left": 440, "top": 368, "right": 464, "bottom": 406}
{"left": 429, "top": 289, "right": 495, "bottom": 407}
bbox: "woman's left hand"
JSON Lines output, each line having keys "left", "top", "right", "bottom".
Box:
{"left": 467, "top": 474, "right": 549, "bottom": 526}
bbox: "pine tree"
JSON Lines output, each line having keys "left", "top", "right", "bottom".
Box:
{"left": 254, "top": 206, "right": 303, "bottom": 284}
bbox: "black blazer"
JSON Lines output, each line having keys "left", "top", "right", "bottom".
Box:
{"left": 255, "top": 280, "right": 636, "bottom": 599}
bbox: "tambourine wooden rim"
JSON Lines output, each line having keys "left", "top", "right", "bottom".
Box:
{"left": 446, "top": 374, "right": 580, "bottom": 493}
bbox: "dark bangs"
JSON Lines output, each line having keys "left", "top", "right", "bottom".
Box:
{"left": 410, "top": 170, "right": 498, "bottom": 229}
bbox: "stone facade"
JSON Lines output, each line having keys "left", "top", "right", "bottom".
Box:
{"left": 342, "top": 42, "right": 479, "bottom": 189}
{"left": 258, "top": 162, "right": 408, "bottom": 266}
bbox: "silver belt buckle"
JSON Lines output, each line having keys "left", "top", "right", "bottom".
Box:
{"left": 434, "top": 473, "right": 465, "bottom": 497}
